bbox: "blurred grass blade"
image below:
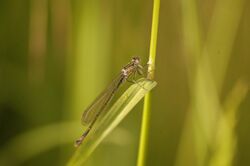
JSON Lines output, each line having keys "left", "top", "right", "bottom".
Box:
{"left": 209, "top": 80, "right": 248, "bottom": 166}
{"left": 177, "top": 0, "right": 246, "bottom": 165}
{"left": 67, "top": 79, "right": 157, "bottom": 166}
{"left": 0, "top": 122, "right": 79, "bottom": 166}
{"left": 204, "top": 0, "right": 246, "bottom": 91}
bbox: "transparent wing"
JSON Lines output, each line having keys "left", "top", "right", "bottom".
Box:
{"left": 81, "top": 73, "right": 123, "bottom": 126}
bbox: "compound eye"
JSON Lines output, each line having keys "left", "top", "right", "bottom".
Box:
{"left": 132, "top": 57, "right": 140, "bottom": 63}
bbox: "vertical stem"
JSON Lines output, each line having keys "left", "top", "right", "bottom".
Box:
{"left": 137, "top": 94, "right": 152, "bottom": 166}
{"left": 137, "top": 0, "right": 160, "bottom": 166}
{"left": 28, "top": 0, "right": 47, "bottom": 84}
{"left": 147, "top": 0, "right": 160, "bottom": 80}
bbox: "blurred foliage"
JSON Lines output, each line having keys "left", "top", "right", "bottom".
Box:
{"left": 0, "top": 0, "right": 250, "bottom": 166}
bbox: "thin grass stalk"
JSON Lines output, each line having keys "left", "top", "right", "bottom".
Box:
{"left": 137, "top": 0, "right": 160, "bottom": 165}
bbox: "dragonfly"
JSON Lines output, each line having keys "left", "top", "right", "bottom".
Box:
{"left": 75, "top": 57, "right": 144, "bottom": 147}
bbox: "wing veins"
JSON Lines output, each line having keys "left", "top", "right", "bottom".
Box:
{"left": 81, "top": 73, "right": 123, "bottom": 125}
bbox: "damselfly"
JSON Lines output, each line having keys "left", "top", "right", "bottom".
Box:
{"left": 75, "top": 57, "right": 144, "bottom": 147}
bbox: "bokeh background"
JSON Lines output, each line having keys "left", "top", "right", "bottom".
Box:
{"left": 0, "top": 0, "right": 250, "bottom": 166}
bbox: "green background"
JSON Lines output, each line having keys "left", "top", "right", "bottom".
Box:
{"left": 0, "top": 0, "right": 250, "bottom": 166}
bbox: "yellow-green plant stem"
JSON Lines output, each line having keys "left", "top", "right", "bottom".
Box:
{"left": 137, "top": 94, "right": 151, "bottom": 166}
{"left": 137, "top": 0, "right": 160, "bottom": 165}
